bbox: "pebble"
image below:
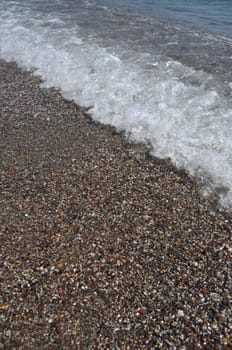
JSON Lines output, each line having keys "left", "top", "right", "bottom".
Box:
{"left": 177, "top": 310, "right": 185, "bottom": 318}
{"left": 0, "top": 59, "right": 231, "bottom": 349}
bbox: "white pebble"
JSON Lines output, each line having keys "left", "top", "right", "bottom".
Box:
{"left": 177, "top": 310, "right": 185, "bottom": 318}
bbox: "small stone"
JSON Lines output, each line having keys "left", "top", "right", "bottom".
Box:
{"left": 201, "top": 288, "right": 208, "bottom": 296}
{"left": 0, "top": 304, "right": 9, "bottom": 310}
{"left": 139, "top": 307, "right": 147, "bottom": 316}
{"left": 177, "top": 310, "right": 185, "bottom": 318}
{"left": 211, "top": 322, "right": 218, "bottom": 330}
{"left": 221, "top": 337, "right": 231, "bottom": 345}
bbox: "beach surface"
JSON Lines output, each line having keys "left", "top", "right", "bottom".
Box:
{"left": 0, "top": 60, "right": 231, "bottom": 349}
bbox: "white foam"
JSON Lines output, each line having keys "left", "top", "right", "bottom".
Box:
{"left": 1, "top": 3, "right": 232, "bottom": 209}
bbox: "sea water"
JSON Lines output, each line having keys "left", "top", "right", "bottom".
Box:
{"left": 0, "top": 0, "right": 232, "bottom": 209}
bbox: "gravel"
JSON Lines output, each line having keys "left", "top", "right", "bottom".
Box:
{"left": 0, "top": 60, "right": 231, "bottom": 349}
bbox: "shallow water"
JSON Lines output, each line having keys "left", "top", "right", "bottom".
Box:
{"left": 0, "top": 0, "right": 232, "bottom": 209}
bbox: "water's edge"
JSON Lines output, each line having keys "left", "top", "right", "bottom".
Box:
{"left": 3, "top": 58, "right": 232, "bottom": 221}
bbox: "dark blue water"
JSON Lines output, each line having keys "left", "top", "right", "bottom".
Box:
{"left": 103, "top": 0, "right": 232, "bottom": 37}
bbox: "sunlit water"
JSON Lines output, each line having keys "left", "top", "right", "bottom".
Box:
{"left": 0, "top": 0, "right": 232, "bottom": 209}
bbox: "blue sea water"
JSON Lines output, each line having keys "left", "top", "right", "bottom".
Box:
{"left": 0, "top": 0, "right": 232, "bottom": 209}
{"left": 106, "top": 0, "right": 232, "bottom": 37}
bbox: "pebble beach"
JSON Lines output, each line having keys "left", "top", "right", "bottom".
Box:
{"left": 0, "top": 60, "right": 231, "bottom": 349}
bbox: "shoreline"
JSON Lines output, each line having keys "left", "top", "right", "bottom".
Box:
{"left": 0, "top": 60, "right": 231, "bottom": 349}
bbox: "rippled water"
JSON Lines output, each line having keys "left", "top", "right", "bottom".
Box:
{"left": 0, "top": 0, "right": 232, "bottom": 209}
{"left": 105, "top": 0, "right": 232, "bottom": 37}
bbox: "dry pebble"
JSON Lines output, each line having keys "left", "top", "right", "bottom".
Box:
{"left": 0, "top": 60, "right": 231, "bottom": 349}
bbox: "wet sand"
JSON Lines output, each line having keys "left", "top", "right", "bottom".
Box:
{"left": 0, "top": 60, "right": 231, "bottom": 349}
